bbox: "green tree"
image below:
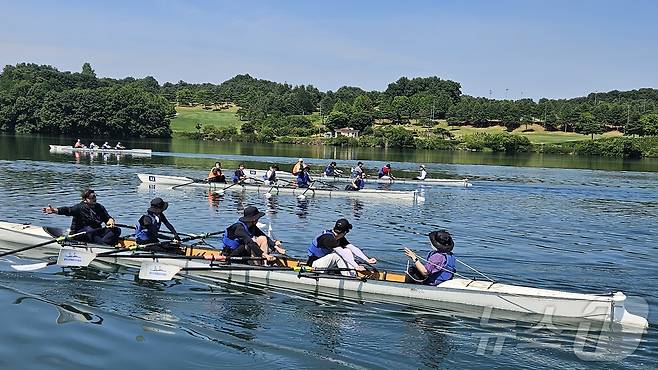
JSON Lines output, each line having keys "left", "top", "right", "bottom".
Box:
{"left": 577, "top": 112, "right": 603, "bottom": 139}
{"left": 81, "top": 62, "right": 96, "bottom": 78}
{"left": 640, "top": 113, "right": 658, "bottom": 136}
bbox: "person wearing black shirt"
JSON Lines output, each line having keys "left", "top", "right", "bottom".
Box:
{"left": 42, "top": 189, "right": 121, "bottom": 245}
{"left": 222, "top": 206, "right": 286, "bottom": 263}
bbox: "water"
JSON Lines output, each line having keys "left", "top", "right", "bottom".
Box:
{"left": 0, "top": 134, "right": 656, "bottom": 369}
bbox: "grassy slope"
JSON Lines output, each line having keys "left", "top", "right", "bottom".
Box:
{"left": 171, "top": 106, "right": 242, "bottom": 133}
{"left": 172, "top": 106, "right": 618, "bottom": 144}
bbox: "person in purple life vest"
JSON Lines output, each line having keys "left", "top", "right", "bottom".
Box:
{"left": 403, "top": 230, "right": 456, "bottom": 285}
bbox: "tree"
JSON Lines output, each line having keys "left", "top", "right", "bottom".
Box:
{"left": 640, "top": 113, "right": 658, "bottom": 136}
{"left": 240, "top": 121, "right": 256, "bottom": 134}
{"left": 81, "top": 63, "right": 96, "bottom": 78}
{"left": 577, "top": 112, "right": 603, "bottom": 139}
{"left": 325, "top": 111, "right": 349, "bottom": 130}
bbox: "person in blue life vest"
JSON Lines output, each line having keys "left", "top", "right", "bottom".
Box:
{"left": 344, "top": 171, "right": 365, "bottom": 191}
{"left": 296, "top": 165, "right": 312, "bottom": 188}
{"left": 306, "top": 218, "right": 377, "bottom": 277}
{"left": 324, "top": 161, "right": 342, "bottom": 177}
{"left": 232, "top": 163, "right": 247, "bottom": 184}
{"left": 403, "top": 230, "right": 456, "bottom": 285}
{"left": 350, "top": 161, "right": 364, "bottom": 178}
{"left": 222, "top": 206, "right": 286, "bottom": 263}
{"left": 135, "top": 197, "right": 181, "bottom": 252}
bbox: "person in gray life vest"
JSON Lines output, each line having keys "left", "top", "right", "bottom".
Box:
{"left": 306, "top": 218, "right": 377, "bottom": 277}
{"left": 135, "top": 197, "right": 181, "bottom": 251}
{"left": 404, "top": 230, "right": 457, "bottom": 285}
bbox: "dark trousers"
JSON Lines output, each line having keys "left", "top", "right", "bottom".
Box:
{"left": 405, "top": 266, "right": 426, "bottom": 284}
{"left": 77, "top": 226, "right": 121, "bottom": 245}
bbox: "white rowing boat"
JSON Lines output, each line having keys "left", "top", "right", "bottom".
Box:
{"left": 49, "top": 145, "right": 152, "bottom": 156}
{"left": 244, "top": 168, "right": 472, "bottom": 188}
{"left": 137, "top": 173, "right": 424, "bottom": 202}
{"left": 0, "top": 220, "right": 648, "bottom": 331}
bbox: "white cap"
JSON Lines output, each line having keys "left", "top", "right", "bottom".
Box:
{"left": 420, "top": 164, "right": 425, "bottom": 168}
{"left": 298, "top": 158, "right": 304, "bottom": 162}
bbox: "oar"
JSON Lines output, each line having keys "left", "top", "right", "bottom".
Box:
{"left": 213, "top": 180, "right": 246, "bottom": 196}
{"left": 296, "top": 180, "right": 316, "bottom": 201}
{"left": 314, "top": 178, "right": 339, "bottom": 190}
{"left": 0, "top": 229, "right": 92, "bottom": 258}
{"left": 172, "top": 177, "right": 202, "bottom": 189}
{"left": 115, "top": 223, "right": 199, "bottom": 238}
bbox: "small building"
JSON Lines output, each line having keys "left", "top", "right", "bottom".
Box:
{"left": 333, "top": 127, "right": 360, "bottom": 138}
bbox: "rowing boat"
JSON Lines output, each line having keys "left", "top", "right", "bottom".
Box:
{"left": 49, "top": 145, "right": 152, "bottom": 156}
{"left": 0, "top": 220, "right": 648, "bottom": 331}
{"left": 244, "top": 168, "right": 472, "bottom": 188}
{"left": 137, "top": 173, "right": 424, "bottom": 202}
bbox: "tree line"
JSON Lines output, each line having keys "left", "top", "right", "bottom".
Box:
{"left": 2, "top": 62, "right": 658, "bottom": 140}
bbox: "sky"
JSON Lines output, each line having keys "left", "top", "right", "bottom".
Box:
{"left": 1, "top": 0, "right": 657, "bottom": 100}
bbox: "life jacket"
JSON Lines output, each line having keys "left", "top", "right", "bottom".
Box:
{"left": 297, "top": 172, "right": 310, "bottom": 187}
{"left": 351, "top": 166, "right": 362, "bottom": 178}
{"left": 355, "top": 178, "right": 365, "bottom": 189}
{"left": 232, "top": 169, "right": 245, "bottom": 183}
{"left": 307, "top": 230, "right": 335, "bottom": 258}
{"left": 325, "top": 165, "right": 335, "bottom": 176}
{"left": 426, "top": 251, "right": 456, "bottom": 285}
{"left": 135, "top": 213, "right": 161, "bottom": 242}
{"left": 292, "top": 162, "right": 302, "bottom": 176}
{"left": 222, "top": 221, "right": 252, "bottom": 250}
{"left": 378, "top": 166, "right": 390, "bottom": 177}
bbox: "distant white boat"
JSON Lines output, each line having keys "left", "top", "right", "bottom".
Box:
{"left": 49, "top": 145, "right": 152, "bottom": 157}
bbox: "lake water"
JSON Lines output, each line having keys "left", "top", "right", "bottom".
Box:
{"left": 0, "top": 134, "right": 656, "bottom": 369}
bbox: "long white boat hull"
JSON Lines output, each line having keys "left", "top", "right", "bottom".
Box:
{"left": 244, "top": 168, "right": 472, "bottom": 188}
{"left": 49, "top": 145, "right": 152, "bottom": 156}
{"left": 137, "top": 173, "right": 424, "bottom": 202}
{"left": 0, "top": 220, "right": 648, "bottom": 331}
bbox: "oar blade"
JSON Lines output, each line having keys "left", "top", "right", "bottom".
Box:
{"left": 138, "top": 261, "right": 181, "bottom": 281}
{"left": 11, "top": 261, "right": 53, "bottom": 271}
{"left": 56, "top": 247, "right": 96, "bottom": 267}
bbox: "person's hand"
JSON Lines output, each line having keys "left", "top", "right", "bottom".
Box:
{"left": 106, "top": 218, "right": 116, "bottom": 228}
{"left": 355, "top": 265, "right": 366, "bottom": 272}
{"left": 264, "top": 254, "right": 276, "bottom": 262}
{"left": 171, "top": 235, "right": 181, "bottom": 244}
{"left": 367, "top": 258, "right": 377, "bottom": 264}
{"left": 403, "top": 247, "right": 417, "bottom": 261}
{"left": 42, "top": 205, "right": 57, "bottom": 214}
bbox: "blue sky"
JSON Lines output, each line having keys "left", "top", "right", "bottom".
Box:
{"left": 1, "top": 0, "right": 657, "bottom": 99}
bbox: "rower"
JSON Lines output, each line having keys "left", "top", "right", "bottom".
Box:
{"left": 89, "top": 142, "right": 99, "bottom": 149}
{"left": 291, "top": 158, "right": 304, "bottom": 176}
{"left": 135, "top": 197, "right": 182, "bottom": 252}
{"left": 101, "top": 142, "right": 112, "bottom": 149}
{"left": 378, "top": 163, "right": 395, "bottom": 179}
{"left": 114, "top": 142, "right": 126, "bottom": 150}
{"left": 296, "top": 165, "right": 312, "bottom": 188}
{"left": 403, "top": 230, "right": 456, "bottom": 285}
{"left": 208, "top": 162, "right": 227, "bottom": 183}
{"left": 74, "top": 139, "right": 85, "bottom": 148}
{"left": 344, "top": 172, "right": 365, "bottom": 191}
{"left": 324, "top": 161, "right": 342, "bottom": 177}
{"left": 222, "top": 206, "right": 285, "bottom": 263}
{"left": 232, "top": 163, "right": 247, "bottom": 184}
{"left": 415, "top": 165, "right": 427, "bottom": 180}
{"left": 42, "top": 189, "right": 121, "bottom": 245}
{"left": 350, "top": 161, "right": 364, "bottom": 178}
{"left": 262, "top": 164, "right": 279, "bottom": 185}
{"left": 306, "top": 218, "right": 377, "bottom": 277}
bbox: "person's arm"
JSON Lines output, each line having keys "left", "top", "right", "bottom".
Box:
{"left": 98, "top": 204, "right": 115, "bottom": 228}
{"left": 404, "top": 248, "right": 429, "bottom": 277}
{"left": 345, "top": 244, "right": 376, "bottom": 264}
{"left": 160, "top": 213, "right": 179, "bottom": 240}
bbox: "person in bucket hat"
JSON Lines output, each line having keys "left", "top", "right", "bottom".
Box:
{"left": 306, "top": 218, "right": 377, "bottom": 277}
{"left": 135, "top": 197, "right": 181, "bottom": 249}
{"left": 222, "top": 206, "right": 286, "bottom": 263}
{"left": 404, "top": 230, "right": 456, "bottom": 285}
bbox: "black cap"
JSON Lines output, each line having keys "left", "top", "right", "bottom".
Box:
{"left": 148, "top": 197, "right": 169, "bottom": 213}
{"left": 429, "top": 230, "right": 454, "bottom": 253}
{"left": 239, "top": 206, "right": 265, "bottom": 222}
{"left": 357, "top": 161, "right": 363, "bottom": 165}
{"left": 333, "top": 218, "right": 353, "bottom": 233}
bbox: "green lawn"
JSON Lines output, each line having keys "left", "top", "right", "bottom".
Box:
{"left": 171, "top": 106, "right": 242, "bottom": 133}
